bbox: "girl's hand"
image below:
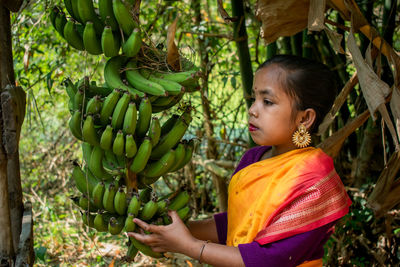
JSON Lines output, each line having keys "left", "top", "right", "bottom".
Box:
{"left": 127, "top": 210, "right": 202, "bottom": 255}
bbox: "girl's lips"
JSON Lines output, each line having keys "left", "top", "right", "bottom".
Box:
{"left": 248, "top": 123, "right": 258, "bottom": 132}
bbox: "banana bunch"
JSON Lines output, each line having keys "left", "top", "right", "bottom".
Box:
{"left": 53, "top": 1, "right": 200, "bottom": 261}
{"left": 76, "top": 185, "right": 191, "bottom": 259}
{"left": 50, "top": 0, "right": 140, "bottom": 57}
{"left": 104, "top": 56, "right": 201, "bottom": 103}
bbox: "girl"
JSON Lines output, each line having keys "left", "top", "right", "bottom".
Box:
{"left": 128, "top": 55, "right": 352, "bottom": 267}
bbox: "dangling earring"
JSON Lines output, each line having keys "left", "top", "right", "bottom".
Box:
{"left": 292, "top": 124, "right": 311, "bottom": 148}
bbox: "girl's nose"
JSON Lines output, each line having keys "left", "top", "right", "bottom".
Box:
{"left": 248, "top": 104, "right": 257, "bottom": 118}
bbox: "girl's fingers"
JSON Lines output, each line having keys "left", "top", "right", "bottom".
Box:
{"left": 133, "top": 218, "right": 158, "bottom": 233}
{"left": 167, "top": 210, "right": 180, "bottom": 223}
{"left": 127, "top": 232, "right": 156, "bottom": 245}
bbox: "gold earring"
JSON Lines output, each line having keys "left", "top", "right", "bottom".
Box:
{"left": 292, "top": 124, "right": 311, "bottom": 148}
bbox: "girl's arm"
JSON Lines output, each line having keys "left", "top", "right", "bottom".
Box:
{"left": 127, "top": 211, "right": 245, "bottom": 267}
{"left": 186, "top": 217, "right": 220, "bottom": 243}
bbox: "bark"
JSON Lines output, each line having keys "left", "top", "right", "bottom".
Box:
{"left": 0, "top": 3, "right": 27, "bottom": 263}
{"left": 0, "top": 5, "right": 15, "bottom": 263}
{"left": 192, "top": 0, "right": 228, "bottom": 212}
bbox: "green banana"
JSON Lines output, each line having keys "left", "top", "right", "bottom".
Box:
{"left": 83, "top": 22, "right": 102, "bottom": 55}
{"left": 72, "top": 162, "right": 98, "bottom": 196}
{"left": 138, "top": 187, "right": 152, "bottom": 202}
{"left": 111, "top": 92, "right": 130, "bottom": 130}
{"left": 163, "top": 205, "right": 190, "bottom": 224}
{"left": 81, "top": 142, "right": 93, "bottom": 166}
{"left": 55, "top": 10, "right": 67, "bottom": 38}
{"left": 104, "top": 149, "right": 121, "bottom": 169}
{"left": 64, "top": 0, "right": 80, "bottom": 22}
{"left": 63, "top": 20, "right": 85, "bottom": 50}
{"left": 122, "top": 102, "right": 137, "bottom": 135}
{"left": 151, "top": 93, "right": 183, "bottom": 113}
{"left": 81, "top": 211, "right": 95, "bottom": 228}
{"left": 70, "top": 0, "right": 84, "bottom": 23}
{"left": 160, "top": 115, "right": 179, "bottom": 136}
{"left": 89, "top": 146, "right": 113, "bottom": 180}
{"left": 129, "top": 137, "right": 152, "bottom": 173}
{"left": 129, "top": 237, "right": 163, "bottom": 258}
{"left": 101, "top": 26, "right": 120, "bottom": 58}
{"left": 135, "top": 97, "right": 152, "bottom": 138}
{"left": 112, "top": 0, "right": 138, "bottom": 35}
{"left": 148, "top": 117, "right": 161, "bottom": 146}
{"left": 63, "top": 77, "right": 77, "bottom": 100}
{"left": 103, "top": 183, "right": 117, "bottom": 213}
{"left": 73, "top": 89, "right": 85, "bottom": 111}
{"left": 88, "top": 82, "right": 113, "bottom": 97}
{"left": 92, "top": 181, "right": 105, "bottom": 209}
{"left": 124, "top": 213, "right": 136, "bottom": 232}
{"left": 69, "top": 110, "right": 83, "bottom": 140}
{"left": 94, "top": 211, "right": 109, "bottom": 232}
{"left": 108, "top": 216, "right": 125, "bottom": 235}
{"left": 99, "top": 0, "right": 119, "bottom": 31}
{"left": 150, "top": 110, "right": 192, "bottom": 159}
{"left": 78, "top": 195, "right": 97, "bottom": 212}
{"left": 156, "top": 199, "right": 169, "bottom": 215}
{"left": 127, "top": 193, "right": 141, "bottom": 216}
{"left": 151, "top": 96, "right": 174, "bottom": 107}
{"left": 50, "top": 7, "right": 59, "bottom": 30}
{"left": 153, "top": 69, "right": 200, "bottom": 86}
{"left": 100, "top": 88, "right": 121, "bottom": 125}
{"left": 114, "top": 186, "right": 127, "bottom": 215}
{"left": 125, "top": 134, "right": 137, "bottom": 158}
{"left": 147, "top": 75, "right": 184, "bottom": 96}
{"left": 172, "top": 139, "right": 194, "bottom": 171}
{"left": 104, "top": 56, "right": 144, "bottom": 98}
{"left": 122, "top": 28, "right": 142, "bottom": 57}
{"left": 125, "top": 61, "right": 166, "bottom": 96}
{"left": 77, "top": 0, "right": 104, "bottom": 33}
{"left": 169, "top": 190, "right": 190, "bottom": 211}
{"left": 126, "top": 241, "right": 139, "bottom": 261}
{"left": 141, "top": 149, "right": 175, "bottom": 178}
{"left": 82, "top": 115, "right": 100, "bottom": 146}
{"left": 168, "top": 143, "right": 185, "bottom": 173}
{"left": 139, "top": 197, "right": 158, "bottom": 221}
{"left": 112, "top": 130, "right": 125, "bottom": 156}
{"left": 85, "top": 95, "right": 103, "bottom": 115}
{"left": 100, "top": 125, "right": 114, "bottom": 150}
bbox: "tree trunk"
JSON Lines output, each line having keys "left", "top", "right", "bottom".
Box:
{"left": 192, "top": 0, "right": 228, "bottom": 212}
{"left": 0, "top": 2, "right": 27, "bottom": 263}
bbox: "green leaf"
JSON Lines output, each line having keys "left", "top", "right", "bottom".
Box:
{"left": 230, "top": 76, "right": 236, "bottom": 89}
{"left": 46, "top": 71, "right": 53, "bottom": 95}
{"left": 35, "top": 246, "right": 47, "bottom": 261}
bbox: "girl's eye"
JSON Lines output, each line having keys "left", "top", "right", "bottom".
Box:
{"left": 264, "top": 99, "right": 273, "bottom": 105}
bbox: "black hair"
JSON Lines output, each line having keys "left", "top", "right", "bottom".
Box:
{"left": 257, "top": 54, "right": 338, "bottom": 134}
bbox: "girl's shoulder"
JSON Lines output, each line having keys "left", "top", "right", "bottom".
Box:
{"left": 233, "top": 146, "right": 271, "bottom": 176}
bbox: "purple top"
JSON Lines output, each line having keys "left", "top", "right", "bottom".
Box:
{"left": 214, "top": 146, "right": 337, "bottom": 267}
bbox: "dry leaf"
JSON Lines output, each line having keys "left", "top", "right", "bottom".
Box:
{"left": 390, "top": 87, "right": 400, "bottom": 142}
{"left": 256, "top": 0, "right": 309, "bottom": 44}
{"left": 318, "top": 109, "right": 370, "bottom": 158}
{"left": 324, "top": 26, "right": 345, "bottom": 54}
{"left": 167, "top": 17, "right": 181, "bottom": 71}
{"left": 347, "top": 28, "right": 391, "bottom": 119}
{"left": 318, "top": 73, "right": 358, "bottom": 135}
{"left": 367, "top": 150, "right": 400, "bottom": 217}
{"left": 308, "top": 0, "right": 326, "bottom": 31}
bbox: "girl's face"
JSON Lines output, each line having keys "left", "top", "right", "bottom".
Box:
{"left": 248, "top": 66, "right": 303, "bottom": 155}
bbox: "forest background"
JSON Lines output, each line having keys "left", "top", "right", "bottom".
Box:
{"left": 7, "top": 0, "right": 400, "bottom": 266}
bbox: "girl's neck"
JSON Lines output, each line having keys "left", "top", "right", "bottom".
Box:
{"left": 261, "top": 144, "right": 300, "bottom": 160}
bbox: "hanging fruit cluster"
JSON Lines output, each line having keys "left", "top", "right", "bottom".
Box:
{"left": 50, "top": 0, "right": 200, "bottom": 261}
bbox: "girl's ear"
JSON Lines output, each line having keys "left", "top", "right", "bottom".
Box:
{"left": 298, "top": 108, "right": 316, "bottom": 130}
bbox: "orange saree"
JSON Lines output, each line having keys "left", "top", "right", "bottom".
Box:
{"left": 226, "top": 147, "right": 351, "bottom": 252}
